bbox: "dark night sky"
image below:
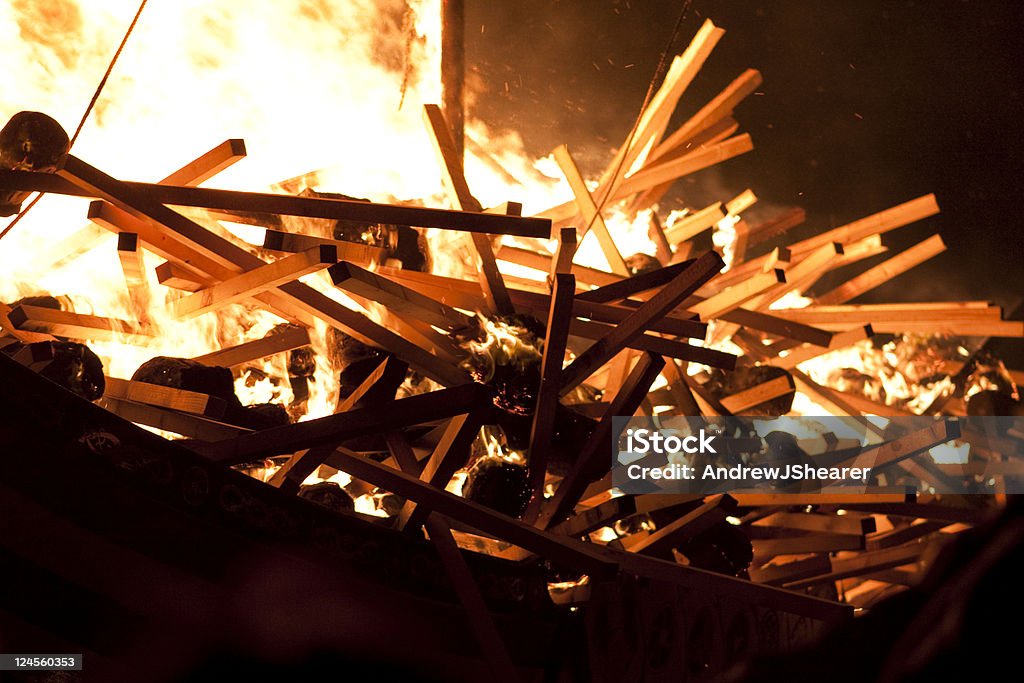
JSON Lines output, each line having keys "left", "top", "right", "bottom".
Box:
{"left": 465, "top": 1, "right": 1024, "bottom": 358}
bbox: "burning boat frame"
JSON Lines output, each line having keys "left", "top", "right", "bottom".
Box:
{"left": 0, "top": 13, "right": 1021, "bottom": 682}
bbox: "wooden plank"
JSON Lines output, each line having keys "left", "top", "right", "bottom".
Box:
{"left": 195, "top": 383, "right": 490, "bottom": 465}
{"left": 664, "top": 203, "right": 726, "bottom": 244}
{"left": 756, "top": 242, "right": 844, "bottom": 310}
{"left": 866, "top": 521, "right": 947, "bottom": 551}
{"left": 64, "top": 157, "right": 467, "bottom": 386}
{"left": 330, "top": 260, "right": 475, "bottom": 332}
{"left": 116, "top": 232, "right": 146, "bottom": 287}
{"left": 769, "top": 301, "right": 999, "bottom": 324}
{"left": 550, "top": 496, "right": 638, "bottom": 537}
{"left": 689, "top": 269, "right": 785, "bottom": 319}
{"left": 575, "top": 258, "right": 697, "bottom": 304}
{"left": 422, "top": 104, "right": 514, "bottom": 315}
{"left": 192, "top": 325, "right": 310, "bottom": 368}
{"left": 558, "top": 252, "right": 723, "bottom": 394}
{"left": 732, "top": 492, "right": 915, "bottom": 506}
{"left": 423, "top": 515, "right": 518, "bottom": 679}
{"left": 527, "top": 273, "right": 575, "bottom": 501}
{"left": 789, "top": 195, "right": 940, "bottom": 255}
{"left": 838, "top": 502, "right": 992, "bottom": 525}
{"left": 631, "top": 494, "right": 738, "bottom": 558}
{"left": 3, "top": 169, "right": 553, "bottom": 238}
{"left": 772, "top": 325, "right": 873, "bottom": 370}
{"left": 752, "top": 534, "right": 865, "bottom": 557}
{"left": 750, "top": 555, "right": 832, "bottom": 586}
{"left": 262, "top": 229, "right": 386, "bottom": 264}
{"left": 567, "top": 318, "right": 736, "bottom": 370}
{"left": 783, "top": 543, "right": 928, "bottom": 589}
{"left": 171, "top": 245, "right": 339, "bottom": 319}
{"left": 719, "top": 374, "right": 795, "bottom": 413}
{"left": 550, "top": 227, "right": 578, "bottom": 280}
{"left": 154, "top": 261, "right": 207, "bottom": 291}
{"left": 103, "top": 377, "right": 227, "bottom": 419}
{"left": 754, "top": 512, "right": 876, "bottom": 536}
{"left": 159, "top": 139, "right": 247, "bottom": 186}
{"left": 615, "top": 134, "right": 754, "bottom": 196}
{"left": 45, "top": 223, "right": 110, "bottom": 270}
{"left": 99, "top": 396, "right": 248, "bottom": 441}
{"left": 399, "top": 411, "right": 487, "bottom": 532}
{"left": 7, "top": 305, "right": 152, "bottom": 345}
{"left": 534, "top": 353, "right": 665, "bottom": 528}
{"left": 552, "top": 144, "right": 629, "bottom": 275}
{"left": 495, "top": 244, "right": 621, "bottom": 287}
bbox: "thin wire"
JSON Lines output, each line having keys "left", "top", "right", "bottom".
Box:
{"left": 585, "top": 0, "right": 694, "bottom": 235}
{"left": 0, "top": 0, "right": 150, "bottom": 243}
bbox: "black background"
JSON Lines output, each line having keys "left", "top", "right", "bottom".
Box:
{"left": 465, "top": 0, "right": 1023, "bottom": 359}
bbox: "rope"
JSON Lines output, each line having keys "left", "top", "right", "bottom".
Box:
{"left": 0, "top": 0, "right": 150, "bottom": 243}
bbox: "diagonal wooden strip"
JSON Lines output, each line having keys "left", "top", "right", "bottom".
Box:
{"left": 719, "top": 374, "right": 796, "bottom": 414}
{"left": 172, "top": 244, "right": 338, "bottom": 319}
{"left": 399, "top": 411, "right": 488, "bottom": 532}
{"left": 193, "top": 383, "right": 490, "bottom": 465}
{"left": 567, "top": 318, "right": 737, "bottom": 370}
{"left": 575, "top": 258, "right": 697, "bottom": 304}
{"left": 771, "top": 325, "right": 873, "bottom": 370}
{"left": 527, "top": 273, "right": 576, "bottom": 502}
{"left": 789, "top": 195, "right": 940, "bottom": 255}
{"left": 192, "top": 325, "right": 310, "bottom": 368}
{"left": 689, "top": 269, "right": 785, "bottom": 319}
{"left": 553, "top": 144, "right": 629, "bottom": 275}
{"left": 615, "top": 134, "right": 754, "bottom": 196}
{"left": 159, "top": 139, "right": 247, "bottom": 186}
{"left": 423, "top": 104, "right": 514, "bottom": 315}
{"left": 8, "top": 305, "right": 152, "bottom": 345}
{"left": 558, "top": 251, "right": 723, "bottom": 395}
{"left": 631, "top": 494, "right": 738, "bottom": 558}
{"left": 816, "top": 234, "right": 946, "bottom": 305}
{"left": 330, "top": 260, "right": 475, "bottom": 332}
{"left": 534, "top": 353, "right": 665, "bottom": 529}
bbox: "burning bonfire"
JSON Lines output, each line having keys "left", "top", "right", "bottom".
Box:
{"left": 0, "top": 2, "right": 1020, "bottom": 680}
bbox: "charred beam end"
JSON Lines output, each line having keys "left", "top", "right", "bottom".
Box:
{"left": 194, "top": 382, "right": 492, "bottom": 465}
{"left": 0, "top": 170, "right": 552, "bottom": 238}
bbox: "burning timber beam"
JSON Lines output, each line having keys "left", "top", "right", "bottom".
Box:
{"left": 0, "top": 169, "right": 552, "bottom": 238}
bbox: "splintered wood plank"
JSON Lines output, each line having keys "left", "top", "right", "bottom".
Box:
{"left": 553, "top": 144, "right": 629, "bottom": 275}
{"left": 527, "top": 273, "right": 575, "bottom": 501}
{"left": 399, "top": 411, "right": 487, "bottom": 532}
{"left": 630, "top": 494, "right": 738, "bottom": 558}
{"left": 818, "top": 235, "right": 946, "bottom": 305}
{"left": 103, "top": 377, "right": 227, "bottom": 419}
{"left": 330, "top": 260, "right": 475, "bottom": 332}
{"left": 196, "top": 383, "right": 490, "bottom": 465}
{"left": 192, "top": 325, "right": 310, "bottom": 368}
{"left": 423, "top": 104, "right": 514, "bottom": 315}
{"left": 533, "top": 353, "right": 665, "bottom": 529}
{"left": 558, "top": 251, "right": 723, "bottom": 395}
{"left": 262, "top": 229, "right": 386, "bottom": 264}
{"left": 719, "top": 374, "right": 795, "bottom": 413}
{"left": 172, "top": 245, "right": 339, "bottom": 319}
{"left": 664, "top": 202, "right": 727, "bottom": 244}
{"left": 789, "top": 195, "right": 940, "bottom": 255}
{"left": 7, "top": 305, "right": 152, "bottom": 344}
{"left": 63, "top": 156, "right": 467, "bottom": 386}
